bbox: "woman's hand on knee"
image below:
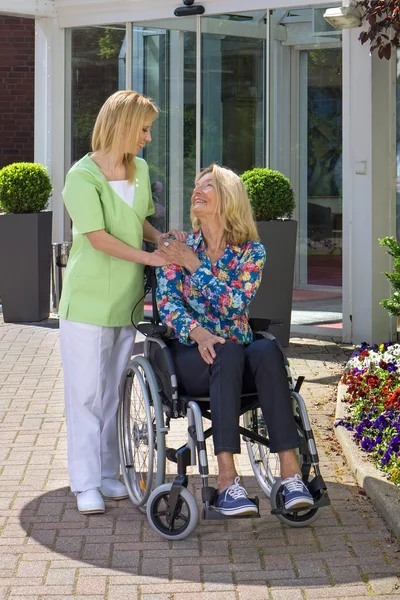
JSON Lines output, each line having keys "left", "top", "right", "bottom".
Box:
{"left": 198, "top": 335, "right": 226, "bottom": 364}
{"left": 189, "top": 327, "right": 226, "bottom": 365}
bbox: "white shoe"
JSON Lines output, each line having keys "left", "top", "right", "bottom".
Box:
{"left": 100, "top": 478, "right": 129, "bottom": 500}
{"left": 76, "top": 489, "right": 105, "bottom": 514}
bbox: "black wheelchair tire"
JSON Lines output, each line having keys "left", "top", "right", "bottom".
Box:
{"left": 146, "top": 483, "right": 199, "bottom": 540}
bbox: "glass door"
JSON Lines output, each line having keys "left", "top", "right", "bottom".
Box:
{"left": 293, "top": 45, "right": 343, "bottom": 331}
{"left": 131, "top": 12, "right": 267, "bottom": 231}
{"left": 299, "top": 47, "right": 343, "bottom": 288}
{"left": 131, "top": 21, "right": 197, "bottom": 233}
{"left": 201, "top": 14, "right": 266, "bottom": 172}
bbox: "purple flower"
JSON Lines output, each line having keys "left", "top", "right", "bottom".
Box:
{"left": 361, "top": 437, "right": 374, "bottom": 452}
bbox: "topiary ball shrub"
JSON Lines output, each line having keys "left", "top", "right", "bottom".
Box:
{"left": 241, "top": 167, "right": 295, "bottom": 221}
{"left": 0, "top": 162, "right": 52, "bottom": 214}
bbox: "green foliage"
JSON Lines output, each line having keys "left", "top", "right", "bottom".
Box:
{"left": 380, "top": 237, "right": 400, "bottom": 316}
{"left": 0, "top": 163, "right": 52, "bottom": 214}
{"left": 240, "top": 168, "right": 295, "bottom": 221}
{"left": 98, "top": 27, "right": 125, "bottom": 59}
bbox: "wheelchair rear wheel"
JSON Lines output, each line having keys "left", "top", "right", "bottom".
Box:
{"left": 118, "top": 355, "right": 166, "bottom": 507}
{"left": 243, "top": 406, "right": 280, "bottom": 497}
{"left": 244, "top": 402, "right": 321, "bottom": 527}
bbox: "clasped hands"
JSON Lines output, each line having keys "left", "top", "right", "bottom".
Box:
{"left": 156, "top": 231, "right": 201, "bottom": 273}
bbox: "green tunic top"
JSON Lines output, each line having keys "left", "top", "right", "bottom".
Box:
{"left": 59, "top": 153, "right": 154, "bottom": 327}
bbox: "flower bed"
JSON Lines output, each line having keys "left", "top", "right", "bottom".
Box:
{"left": 336, "top": 342, "right": 400, "bottom": 486}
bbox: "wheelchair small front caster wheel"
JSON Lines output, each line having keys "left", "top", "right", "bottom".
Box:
{"left": 146, "top": 483, "right": 199, "bottom": 540}
{"left": 270, "top": 478, "right": 321, "bottom": 527}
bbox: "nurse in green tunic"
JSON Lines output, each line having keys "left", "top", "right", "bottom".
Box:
{"left": 59, "top": 90, "right": 184, "bottom": 515}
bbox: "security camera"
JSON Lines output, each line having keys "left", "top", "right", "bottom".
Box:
{"left": 174, "top": 0, "right": 205, "bottom": 16}
{"left": 323, "top": 5, "right": 362, "bottom": 29}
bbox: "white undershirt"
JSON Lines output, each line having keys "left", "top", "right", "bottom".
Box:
{"left": 108, "top": 180, "right": 135, "bottom": 208}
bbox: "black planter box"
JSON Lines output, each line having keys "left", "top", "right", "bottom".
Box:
{"left": 0, "top": 211, "right": 52, "bottom": 322}
{"left": 249, "top": 220, "right": 297, "bottom": 347}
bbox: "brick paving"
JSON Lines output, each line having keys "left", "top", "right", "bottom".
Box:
{"left": 0, "top": 321, "right": 399, "bottom": 600}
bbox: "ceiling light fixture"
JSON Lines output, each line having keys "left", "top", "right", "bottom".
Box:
{"left": 323, "top": 4, "right": 362, "bottom": 29}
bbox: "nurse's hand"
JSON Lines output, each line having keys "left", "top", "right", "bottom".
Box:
{"left": 147, "top": 252, "right": 169, "bottom": 267}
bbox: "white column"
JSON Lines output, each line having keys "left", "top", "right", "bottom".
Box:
{"left": 34, "top": 17, "right": 65, "bottom": 243}
{"left": 342, "top": 29, "right": 396, "bottom": 344}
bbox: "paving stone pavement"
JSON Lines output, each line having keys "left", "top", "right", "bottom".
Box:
{"left": 0, "top": 321, "right": 399, "bottom": 600}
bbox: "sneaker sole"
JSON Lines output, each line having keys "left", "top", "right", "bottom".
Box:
{"left": 215, "top": 506, "right": 259, "bottom": 516}
{"left": 78, "top": 508, "right": 105, "bottom": 514}
{"left": 285, "top": 499, "right": 314, "bottom": 510}
{"left": 100, "top": 493, "right": 129, "bottom": 501}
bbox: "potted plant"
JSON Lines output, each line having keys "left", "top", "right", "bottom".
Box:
{"left": 241, "top": 167, "right": 296, "bottom": 346}
{"left": 0, "top": 162, "right": 53, "bottom": 322}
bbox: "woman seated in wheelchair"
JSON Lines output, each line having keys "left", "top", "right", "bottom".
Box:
{"left": 155, "top": 164, "right": 314, "bottom": 517}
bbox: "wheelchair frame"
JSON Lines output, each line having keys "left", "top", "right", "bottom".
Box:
{"left": 117, "top": 267, "right": 330, "bottom": 540}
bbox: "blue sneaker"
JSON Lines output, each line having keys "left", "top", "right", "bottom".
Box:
{"left": 282, "top": 474, "right": 314, "bottom": 510}
{"left": 215, "top": 477, "right": 258, "bottom": 516}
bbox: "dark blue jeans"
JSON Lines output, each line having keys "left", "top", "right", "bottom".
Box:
{"left": 168, "top": 338, "right": 300, "bottom": 455}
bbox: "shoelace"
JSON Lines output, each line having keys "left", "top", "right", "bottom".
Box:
{"left": 282, "top": 473, "right": 305, "bottom": 493}
{"left": 224, "top": 477, "right": 248, "bottom": 500}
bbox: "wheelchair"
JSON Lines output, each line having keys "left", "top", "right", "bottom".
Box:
{"left": 117, "top": 266, "right": 330, "bottom": 540}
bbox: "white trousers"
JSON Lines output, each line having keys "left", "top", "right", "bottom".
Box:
{"left": 60, "top": 319, "right": 136, "bottom": 493}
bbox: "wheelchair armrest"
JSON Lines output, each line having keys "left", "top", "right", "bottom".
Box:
{"left": 249, "top": 318, "right": 283, "bottom": 332}
{"left": 136, "top": 322, "right": 167, "bottom": 337}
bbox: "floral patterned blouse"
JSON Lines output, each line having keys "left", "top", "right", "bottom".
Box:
{"left": 156, "top": 230, "right": 266, "bottom": 346}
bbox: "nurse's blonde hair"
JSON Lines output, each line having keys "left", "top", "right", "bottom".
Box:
{"left": 91, "top": 90, "right": 158, "bottom": 182}
{"left": 191, "top": 164, "right": 259, "bottom": 245}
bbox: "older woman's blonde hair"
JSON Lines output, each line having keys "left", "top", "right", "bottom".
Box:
{"left": 191, "top": 164, "right": 259, "bottom": 245}
{"left": 91, "top": 90, "right": 158, "bottom": 183}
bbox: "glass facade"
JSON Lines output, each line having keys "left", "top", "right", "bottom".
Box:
{"left": 70, "top": 25, "right": 126, "bottom": 165}
{"left": 67, "top": 6, "right": 343, "bottom": 332}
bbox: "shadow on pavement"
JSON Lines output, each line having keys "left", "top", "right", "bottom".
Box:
{"left": 19, "top": 478, "right": 400, "bottom": 587}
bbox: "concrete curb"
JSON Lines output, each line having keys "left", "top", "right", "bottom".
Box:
{"left": 335, "top": 383, "right": 400, "bottom": 539}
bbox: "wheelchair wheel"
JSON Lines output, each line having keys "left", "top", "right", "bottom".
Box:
{"left": 118, "top": 355, "right": 166, "bottom": 507}
{"left": 269, "top": 478, "right": 320, "bottom": 527}
{"left": 244, "top": 403, "right": 321, "bottom": 527}
{"left": 243, "top": 406, "right": 281, "bottom": 497}
{"left": 146, "top": 483, "right": 199, "bottom": 540}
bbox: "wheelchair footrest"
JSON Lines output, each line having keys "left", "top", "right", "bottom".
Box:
{"left": 271, "top": 490, "right": 330, "bottom": 516}
{"left": 202, "top": 497, "right": 261, "bottom": 520}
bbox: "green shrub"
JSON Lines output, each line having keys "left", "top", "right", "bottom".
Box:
{"left": 240, "top": 167, "right": 295, "bottom": 221}
{"left": 0, "top": 162, "right": 52, "bottom": 214}
{"left": 380, "top": 236, "right": 400, "bottom": 316}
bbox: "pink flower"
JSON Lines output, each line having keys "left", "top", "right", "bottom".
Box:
{"left": 219, "top": 293, "right": 230, "bottom": 306}
{"left": 242, "top": 263, "right": 257, "bottom": 272}
{"left": 164, "top": 265, "right": 178, "bottom": 280}
{"left": 228, "top": 258, "right": 239, "bottom": 269}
